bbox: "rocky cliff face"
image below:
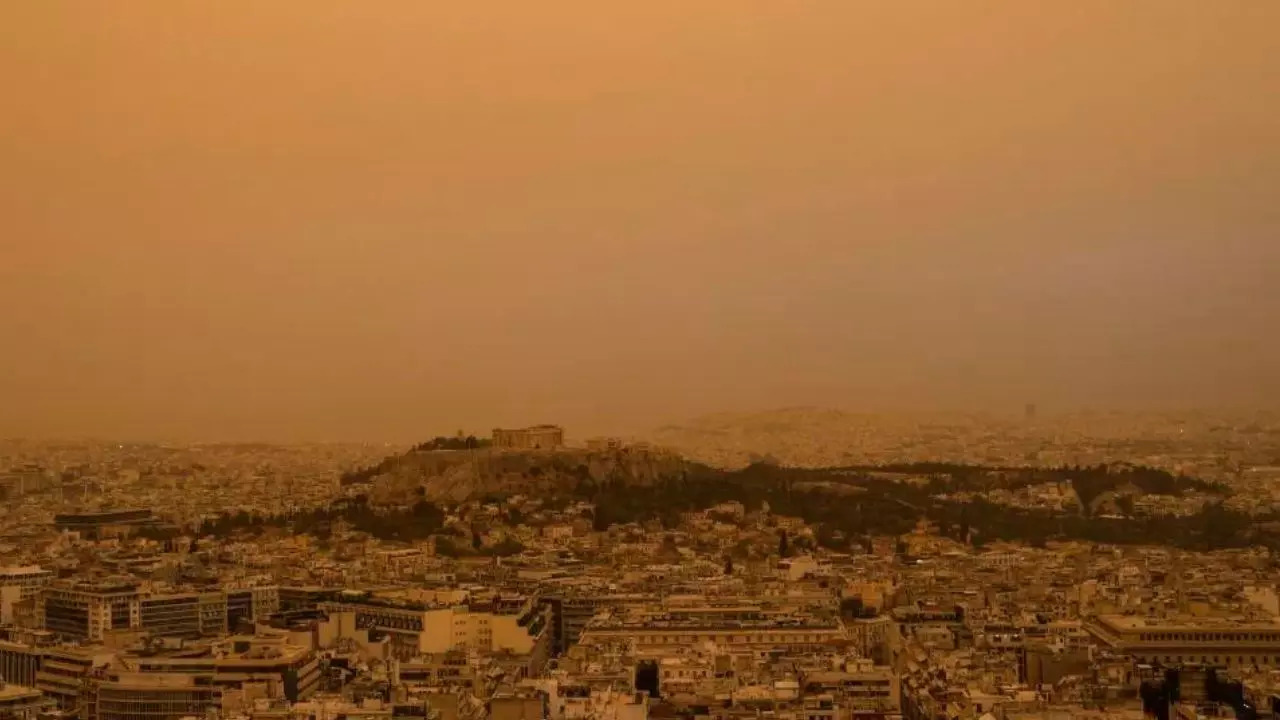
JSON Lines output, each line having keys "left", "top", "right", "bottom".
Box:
{"left": 363, "top": 446, "right": 692, "bottom": 505}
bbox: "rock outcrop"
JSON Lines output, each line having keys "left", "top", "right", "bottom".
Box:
{"left": 362, "top": 446, "right": 692, "bottom": 505}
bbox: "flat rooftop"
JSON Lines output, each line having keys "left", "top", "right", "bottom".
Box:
{"left": 586, "top": 617, "right": 841, "bottom": 631}
{"left": 1096, "top": 614, "right": 1280, "bottom": 631}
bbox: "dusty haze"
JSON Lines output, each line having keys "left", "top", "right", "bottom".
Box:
{"left": 2, "top": 2, "right": 1278, "bottom": 442}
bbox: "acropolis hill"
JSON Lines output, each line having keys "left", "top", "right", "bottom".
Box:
{"left": 354, "top": 444, "right": 690, "bottom": 505}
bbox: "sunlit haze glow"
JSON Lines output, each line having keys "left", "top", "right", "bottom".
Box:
{"left": 2, "top": 2, "right": 1278, "bottom": 441}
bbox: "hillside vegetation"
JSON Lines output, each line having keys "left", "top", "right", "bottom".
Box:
{"left": 196, "top": 443, "right": 1260, "bottom": 552}
{"left": 348, "top": 446, "right": 690, "bottom": 505}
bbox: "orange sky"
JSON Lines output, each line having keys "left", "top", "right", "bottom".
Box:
{"left": 2, "top": 2, "right": 1278, "bottom": 441}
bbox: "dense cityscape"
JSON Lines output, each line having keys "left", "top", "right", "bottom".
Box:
{"left": 1, "top": 412, "right": 1279, "bottom": 720}
{"left": 5, "top": 2, "right": 1277, "bottom": 720}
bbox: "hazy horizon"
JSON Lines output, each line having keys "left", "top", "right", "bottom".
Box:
{"left": 3, "top": 404, "right": 1277, "bottom": 448}
{"left": 3, "top": 2, "right": 1278, "bottom": 443}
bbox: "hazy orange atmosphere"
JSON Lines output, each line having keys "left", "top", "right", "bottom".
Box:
{"left": 2, "top": 2, "right": 1278, "bottom": 442}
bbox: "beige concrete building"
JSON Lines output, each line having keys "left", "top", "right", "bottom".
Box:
{"left": 89, "top": 673, "right": 221, "bottom": 720}
{"left": 490, "top": 691, "right": 546, "bottom": 720}
{"left": 1085, "top": 614, "right": 1280, "bottom": 668}
{"left": 318, "top": 592, "right": 552, "bottom": 671}
{"left": 0, "top": 567, "right": 53, "bottom": 602}
{"left": 119, "top": 633, "right": 322, "bottom": 703}
{"left": 37, "top": 581, "right": 279, "bottom": 642}
{"left": 0, "top": 683, "right": 48, "bottom": 719}
{"left": 578, "top": 603, "right": 847, "bottom": 653}
{"left": 0, "top": 567, "right": 53, "bottom": 626}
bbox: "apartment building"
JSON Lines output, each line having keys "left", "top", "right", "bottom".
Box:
{"left": 0, "top": 642, "right": 43, "bottom": 687}
{"left": 490, "top": 689, "right": 546, "bottom": 720}
{"left": 0, "top": 567, "right": 53, "bottom": 625}
{"left": 38, "top": 581, "right": 141, "bottom": 642}
{"left": 848, "top": 615, "right": 894, "bottom": 663}
{"left": 318, "top": 592, "right": 551, "bottom": 669}
{"left": 799, "top": 663, "right": 900, "bottom": 716}
{"left": 21, "top": 633, "right": 319, "bottom": 719}
{"left": 137, "top": 593, "right": 209, "bottom": 638}
{"left": 577, "top": 603, "right": 847, "bottom": 653}
{"left": 123, "top": 634, "right": 321, "bottom": 703}
{"left": 87, "top": 673, "right": 221, "bottom": 720}
{"left": 541, "top": 592, "right": 646, "bottom": 654}
{"left": 0, "top": 567, "right": 53, "bottom": 602}
{"left": 0, "top": 683, "right": 48, "bottom": 720}
{"left": 396, "top": 652, "right": 478, "bottom": 690}
{"left": 35, "top": 646, "right": 106, "bottom": 711}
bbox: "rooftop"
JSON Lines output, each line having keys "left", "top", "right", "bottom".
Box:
{"left": 1096, "top": 614, "right": 1280, "bottom": 631}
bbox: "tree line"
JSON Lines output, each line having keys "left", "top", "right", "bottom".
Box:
{"left": 197, "top": 495, "right": 446, "bottom": 542}
{"left": 578, "top": 461, "right": 1258, "bottom": 553}
{"left": 194, "top": 496, "right": 526, "bottom": 556}
{"left": 200, "top": 455, "right": 1256, "bottom": 555}
{"left": 340, "top": 435, "right": 494, "bottom": 485}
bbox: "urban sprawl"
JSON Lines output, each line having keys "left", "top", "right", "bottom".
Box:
{"left": 1, "top": 412, "right": 1280, "bottom": 720}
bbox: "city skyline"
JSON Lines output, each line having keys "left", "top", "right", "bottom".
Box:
{"left": 2, "top": 5, "right": 1280, "bottom": 719}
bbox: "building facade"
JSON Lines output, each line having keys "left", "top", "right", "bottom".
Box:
{"left": 1085, "top": 614, "right": 1280, "bottom": 668}
{"left": 492, "top": 426, "right": 565, "bottom": 451}
{"left": 38, "top": 582, "right": 280, "bottom": 642}
{"left": 319, "top": 593, "right": 551, "bottom": 671}
{"left": 578, "top": 603, "right": 847, "bottom": 654}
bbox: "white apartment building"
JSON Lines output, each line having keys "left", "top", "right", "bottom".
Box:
{"left": 319, "top": 592, "right": 552, "bottom": 670}
{"left": 0, "top": 567, "right": 53, "bottom": 625}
